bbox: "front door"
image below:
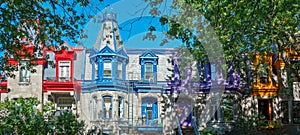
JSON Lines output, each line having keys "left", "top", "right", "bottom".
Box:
{"left": 142, "top": 102, "right": 158, "bottom": 125}
{"left": 258, "top": 99, "right": 272, "bottom": 120}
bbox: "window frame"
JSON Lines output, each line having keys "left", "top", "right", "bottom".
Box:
{"left": 58, "top": 61, "right": 71, "bottom": 80}
{"left": 117, "top": 62, "right": 122, "bottom": 79}
{"left": 19, "top": 60, "right": 30, "bottom": 83}
{"left": 103, "top": 60, "right": 112, "bottom": 78}
{"left": 145, "top": 63, "right": 154, "bottom": 80}
{"left": 118, "top": 96, "right": 124, "bottom": 118}
{"left": 95, "top": 62, "right": 98, "bottom": 79}
{"left": 258, "top": 63, "right": 269, "bottom": 83}
{"left": 102, "top": 96, "right": 112, "bottom": 119}
{"left": 92, "top": 97, "right": 98, "bottom": 120}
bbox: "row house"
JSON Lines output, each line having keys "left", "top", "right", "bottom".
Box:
{"left": 78, "top": 12, "right": 175, "bottom": 134}
{"left": 1, "top": 12, "right": 300, "bottom": 135}
{"left": 43, "top": 43, "right": 83, "bottom": 113}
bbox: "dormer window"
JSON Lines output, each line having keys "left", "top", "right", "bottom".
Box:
{"left": 104, "top": 60, "right": 112, "bottom": 78}
{"left": 59, "top": 61, "right": 70, "bottom": 81}
{"left": 139, "top": 51, "right": 158, "bottom": 83}
{"left": 145, "top": 63, "right": 153, "bottom": 80}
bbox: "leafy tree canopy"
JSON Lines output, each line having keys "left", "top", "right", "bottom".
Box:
{"left": 0, "top": 0, "right": 101, "bottom": 77}
{"left": 145, "top": 0, "right": 300, "bottom": 85}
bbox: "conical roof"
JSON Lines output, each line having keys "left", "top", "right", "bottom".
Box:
{"left": 93, "top": 12, "right": 124, "bottom": 52}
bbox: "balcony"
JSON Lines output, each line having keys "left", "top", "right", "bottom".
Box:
{"left": 81, "top": 79, "right": 129, "bottom": 93}
{"left": 45, "top": 77, "right": 74, "bottom": 82}
{"left": 43, "top": 77, "right": 81, "bottom": 93}
{"left": 90, "top": 118, "right": 163, "bottom": 134}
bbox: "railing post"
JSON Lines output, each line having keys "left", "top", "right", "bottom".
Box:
{"left": 192, "top": 116, "right": 200, "bottom": 135}
{"left": 176, "top": 116, "right": 182, "bottom": 135}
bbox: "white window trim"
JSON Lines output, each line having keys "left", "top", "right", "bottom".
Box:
{"left": 145, "top": 63, "right": 153, "bottom": 80}
{"left": 103, "top": 60, "right": 112, "bottom": 78}
{"left": 19, "top": 60, "right": 30, "bottom": 83}
{"left": 58, "top": 61, "right": 71, "bottom": 80}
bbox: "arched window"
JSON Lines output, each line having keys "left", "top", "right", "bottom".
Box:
{"left": 118, "top": 96, "right": 124, "bottom": 118}
{"left": 92, "top": 97, "right": 98, "bottom": 120}
{"left": 102, "top": 96, "right": 112, "bottom": 119}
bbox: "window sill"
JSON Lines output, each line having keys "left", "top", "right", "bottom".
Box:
{"left": 18, "top": 82, "right": 31, "bottom": 85}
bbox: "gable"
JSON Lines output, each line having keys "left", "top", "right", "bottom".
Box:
{"left": 116, "top": 47, "right": 128, "bottom": 57}
{"left": 99, "top": 45, "right": 114, "bottom": 54}
{"left": 139, "top": 50, "right": 158, "bottom": 58}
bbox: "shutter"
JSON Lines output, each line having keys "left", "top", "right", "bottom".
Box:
{"left": 142, "top": 103, "right": 147, "bottom": 117}
{"left": 152, "top": 102, "right": 158, "bottom": 120}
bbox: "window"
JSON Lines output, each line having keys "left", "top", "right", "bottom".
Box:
{"left": 118, "top": 96, "right": 124, "bottom": 118}
{"left": 95, "top": 63, "right": 98, "bottom": 79}
{"left": 102, "top": 96, "right": 112, "bottom": 119}
{"left": 59, "top": 61, "right": 70, "bottom": 80}
{"left": 145, "top": 63, "right": 153, "bottom": 80}
{"left": 258, "top": 99, "right": 272, "bottom": 120}
{"left": 258, "top": 63, "right": 269, "bottom": 83}
{"left": 147, "top": 104, "right": 153, "bottom": 121}
{"left": 118, "top": 62, "right": 122, "bottom": 79}
{"left": 103, "top": 60, "right": 112, "bottom": 78}
{"left": 92, "top": 97, "right": 98, "bottom": 120}
{"left": 20, "top": 60, "right": 30, "bottom": 82}
{"left": 57, "top": 97, "right": 73, "bottom": 111}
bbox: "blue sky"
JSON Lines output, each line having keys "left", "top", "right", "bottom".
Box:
{"left": 79, "top": 0, "right": 182, "bottom": 49}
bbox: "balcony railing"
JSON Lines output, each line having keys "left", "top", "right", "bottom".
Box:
{"left": 45, "top": 77, "right": 75, "bottom": 82}
{"left": 91, "top": 118, "right": 162, "bottom": 127}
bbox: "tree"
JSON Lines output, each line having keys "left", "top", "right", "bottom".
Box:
{"left": 0, "top": 97, "right": 50, "bottom": 134}
{"left": 0, "top": 97, "right": 85, "bottom": 135}
{"left": 0, "top": 0, "right": 98, "bottom": 77}
{"left": 143, "top": 0, "right": 300, "bottom": 134}
{"left": 145, "top": 0, "right": 300, "bottom": 88}
{"left": 53, "top": 111, "right": 85, "bottom": 135}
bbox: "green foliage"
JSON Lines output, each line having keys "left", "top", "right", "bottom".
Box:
{"left": 0, "top": 97, "right": 49, "bottom": 134}
{"left": 53, "top": 111, "right": 85, "bottom": 135}
{"left": 223, "top": 98, "right": 233, "bottom": 121}
{"left": 0, "top": 0, "right": 93, "bottom": 78}
{"left": 145, "top": 0, "right": 300, "bottom": 88}
{"left": 0, "top": 97, "right": 85, "bottom": 135}
{"left": 200, "top": 127, "right": 216, "bottom": 135}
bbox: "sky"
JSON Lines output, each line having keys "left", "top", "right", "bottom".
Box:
{"left": 79, "top": 0, "right": 182, "bottom": 49}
